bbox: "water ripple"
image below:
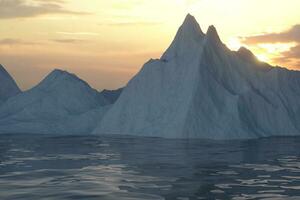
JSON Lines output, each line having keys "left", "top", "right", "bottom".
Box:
{"left": 1, "top": 135, "right": 300, "bottom": 199}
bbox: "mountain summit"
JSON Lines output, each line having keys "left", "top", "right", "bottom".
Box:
{"left": 94, "top": 14, "right": 300, "bottom": 139}
{"left": 181, "top": 14, "right": 204, "bottom": 38}
{"left": 161, "top": 14, "right": 204, "bottom": 60}
{"left": 206, "top": 25, "right": 222, "bottom": 44}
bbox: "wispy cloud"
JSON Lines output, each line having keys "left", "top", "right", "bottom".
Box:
{"left": 0, "top": 0, "right": 89, "bottom": 19}
{"left": 51, "top": 39, "right": 86, "bottom": 44}
{"left": 110, "top": 0, "right": 199, "bottom": 10}
{"left": 283, "top": 45, "right": 300, "bottom": 58}
{"left": 241, "top": 24, "right": 300, "bottom": 69}
{"left": 99, "top": 21, "right": 163, "bottom": 27}
{"left": 0, "top": 38, "right": 38, "bottom": 45}
{"left": 273, "top": 44, "right": 300, "bottom": 66}
{"left": 56, "top": 31, "right": 99, "bottom": 36}
{"left": 0, "top": 37, "right": 87, "bottom": 46}
{"left": 242, "top": 25, "right": 300, "bottom": 44}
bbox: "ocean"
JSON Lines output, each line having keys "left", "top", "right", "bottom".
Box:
{"left": 0, "top": 134, "right": 300, "bottom": 200}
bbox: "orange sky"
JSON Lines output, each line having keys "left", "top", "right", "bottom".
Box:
{"left": 1, "top": 0, "right": 300, "bottom": 90}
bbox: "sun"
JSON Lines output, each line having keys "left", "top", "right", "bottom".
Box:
{"left": 226, "top": 38, "right": 270, "bottom": 63}
{"left": 227, "top": 37, "right": 242, "bottom": 51}
{"left": 256, "top": 54, "right": 269, "bottom": 62}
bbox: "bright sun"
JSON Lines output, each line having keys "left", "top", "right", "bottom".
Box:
{"left": 227, "top": 38, "right": 242, "bottom": 51}
{"left": 256, "top": 54, "right": 269, "bottom": 62}
{"left": 226, "top": 38, "right": 270, "bottom": 63}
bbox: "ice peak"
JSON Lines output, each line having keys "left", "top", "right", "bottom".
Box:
{"left": 0, "top": 64, "right": 21, "bottom": 100}
{"left": 47, "top": 69, "right": 78, "bottom": 80}
{"left": 182, "top": 14, "right": 197, "bottom": 27}
{"left": 38, "top": 68, "right": 85, "bottom": 89}
{"left": 0, "top": 64, "right": 19, "bottom": 88}
{"left": 50, "top": 69, "right": 69, "bottom": 76}
{"left": 180, "top": 14, "right": 204, "bottom": 38}
{"left": 0, "top": 64, "right": 9, "bottom": 76}
{"left": 206, "top": 25, "right": 221, "bottom": 43}
{"left": 238, "top": 46, "right": 252, "bottom": 54}
{"left": 237, "top": 47, "right": 256, "bottom": 61}
{"left": 161, "top": 14, "right": 204, "bottom": 59}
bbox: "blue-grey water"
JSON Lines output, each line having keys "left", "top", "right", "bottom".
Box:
{"left": 1, "top": 135, "right": 300, "bottom": 200}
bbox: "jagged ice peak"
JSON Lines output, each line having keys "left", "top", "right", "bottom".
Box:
{"left": 206, "top": 25, "right": 221, "bottom": 43}
{"left": 180, "top": 13, "right": 205, "bottom": 38}
{"left": 161, "top": 14, "right": 205, "bottom": 59}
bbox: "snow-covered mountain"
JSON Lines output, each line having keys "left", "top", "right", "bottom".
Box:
{"left": 0, "top": 64, "right": 21, "bottom": 104}
{"left": 0, "top": 69, "right": 110, "bottom": 134}
{"left": 93, "top": 14, "right": 300, "bottom": 139}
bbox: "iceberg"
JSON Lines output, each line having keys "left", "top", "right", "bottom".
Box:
{"left": 93, "top": 14, "right": 300, "bottom": 139}
{"left": 0, "top": 69, "right": 110, "bottom": 135}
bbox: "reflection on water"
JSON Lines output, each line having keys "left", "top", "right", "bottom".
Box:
{"left": 0, "top": 135, "right": 300, "bottom": 200}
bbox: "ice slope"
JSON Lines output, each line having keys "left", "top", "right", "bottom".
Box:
{"left": 100, "top": 88, "right": 123, "bottom": 104}
{"left": 94, "top": 14, "right": 300, "bottom": 139}
{"left": 0, "top": 69, "right": 110, "bottom": 134}
{"left": 0, "top": 64, "right": 21, "bottom": 104}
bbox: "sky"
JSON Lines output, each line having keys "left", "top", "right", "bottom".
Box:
{"left": 1, "top": 0, "right": 300, "bottom": 91}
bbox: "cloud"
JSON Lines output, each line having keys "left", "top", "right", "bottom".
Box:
{"left": 282, "top": 45, "right": 300, "bottom": 58}
{"left": 273, "top": 44, "right": 300, "bottom": 65}
{"left": 99, "top": 21, "right": 163, "bottom": 27}
{"left": 272, "top": 45, "right": 300, "bottom": 70}
{"left": 51, "top": 39, "right": 86, "bottom": 44}
{"left": 110, "top": 0, "right": 199, "bottom": 10}
{"left": 0, "top": 38, "right": 37, "bottom": 45}
{"left": 0, "top": 37, "right": 87, "bottom": 46}
{"left": 56, "top": 31, "right": 99, "bottom": 36}
{"left": 241, "top": 24, "right": 300, "bottom": 69}
{"left": 242, "top": 25, "right": 300, "bottom": 44}
{"left": 0, "top": 0, "right": 89, "bottom": 19}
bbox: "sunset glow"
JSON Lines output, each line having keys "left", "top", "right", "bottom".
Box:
{"left": 1, "top": 0, "right": 300, "bottom": 90}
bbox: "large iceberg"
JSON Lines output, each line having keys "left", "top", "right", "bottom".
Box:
{"left": 0, "top": 69, "right": 110, "bottom": 135}
{"left": 94, "top": 14, "right": 300, "bottom": 139}
{"left": 0, "top": 64, "right": 21, "bottom": 104}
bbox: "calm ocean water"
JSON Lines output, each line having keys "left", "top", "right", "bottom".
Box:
{"left": 0, "top": 134, "right": 300, "bottom": 200}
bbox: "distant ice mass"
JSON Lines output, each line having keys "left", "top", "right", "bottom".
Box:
{"left": 93, "top": 14, "right": 300, "bottom": 139}
{"left": 0, "top": 69, "right": 111, "bottom": 135}
{"left": 1, "top": 14, "right": 300, "bottom": 139}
